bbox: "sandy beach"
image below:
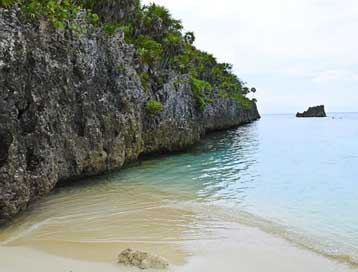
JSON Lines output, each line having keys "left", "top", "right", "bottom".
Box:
{"left": 1, "top": 223, "right": 356, "bottom": 272}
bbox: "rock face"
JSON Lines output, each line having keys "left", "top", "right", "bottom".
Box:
{"left": 0, "top": 8, "right": 260, "bottom": 223}
{"left": 118, "top": 248, "right": 169, "bottom": 270}
{"left": 296, "top": 105, "right": 326, "bottom": 118}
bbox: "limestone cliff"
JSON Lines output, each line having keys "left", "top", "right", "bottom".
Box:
{"left": 0, "top": 8, "right": 260, "bottom": 223}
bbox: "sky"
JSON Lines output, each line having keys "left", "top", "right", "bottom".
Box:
{"left": 142, "top": 0, "right": 358, "bottom": 113}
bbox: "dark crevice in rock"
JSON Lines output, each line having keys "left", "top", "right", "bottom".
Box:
{"left": 74, "top": 93, "right": 86, "bottom": 137}
{"left": 74, "top": 115, "right": 86, "bottom": 137}
{"left": 0, "top": 130, "right": 13, "bottom": 168}
{"left": 25, "top": 147, "right": 41, "bottom": 172}
{"left": 19, "top": 109, "right": 37, "bottom": 135}
{"left": 17, "top": 101, "right": 30, "bottom": 120}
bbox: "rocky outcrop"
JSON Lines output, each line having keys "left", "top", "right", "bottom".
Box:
{"left": 90, "top": 0, "right": 140, "bottom": 24}
{"left": 296, "top": 105, "right": 326, "bottom": 118}
{"left": 118, "top": 248, "right": 169, "bottom": 270}
{"left": 0, "top": 8, "right": 260, "bottom": 223}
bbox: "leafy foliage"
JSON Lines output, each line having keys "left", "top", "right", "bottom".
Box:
{"left": 4, "top": 0, "right": 257, "bottom": 110}
{"left": 4, "top": 0, "right": 98, "bottom": 29}
{"left": 232, "top": 93, "right": 254, "bottom": 109}
{"left": 0, "top": 0, "right": 16, "bottom": 7}
{"left": 145, "top": 100, "right": 164, "bottom": 117}
{"left": 103, "top": 23, "right": 119, "bottom": 35}
{"left": 140, "top": 72, "right": 150, "bottom": 92}
{"left": 135, "top": 35, "right": 163, "bottom": 65}
{"left": 191, "top": 77, "right": 213, "bottom": 111}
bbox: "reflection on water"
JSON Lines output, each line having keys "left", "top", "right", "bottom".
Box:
{"left": 1, "top": 114, "right": 358, "bottom": 266}
{"left": 0, "top": 182, "right": 201, "bottom": 263}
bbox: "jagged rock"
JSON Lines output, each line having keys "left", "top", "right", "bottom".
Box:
{"left": 118, "top": 248, "right": 169, "bottom": 270}
{"left": 296, "top": 105, "right": 327, "bottom": 118}
{"left": 0, "top": 8, "right": 260, "bottom": 223}
{"left": 91, "top": 0, "right": 139, "bottom": 24}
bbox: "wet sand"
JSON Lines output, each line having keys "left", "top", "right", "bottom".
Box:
{"left": 1, "top": 223, "right": 356, "bottom": 272}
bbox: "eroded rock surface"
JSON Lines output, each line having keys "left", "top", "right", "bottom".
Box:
{"left": 118, "top": 248, "right": 169, "bottom": 270}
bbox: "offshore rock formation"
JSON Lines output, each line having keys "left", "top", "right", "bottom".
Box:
{"left": 0, "top": 8, "right": 260, "bottom": 223}
{"left": 296, "top": 105, "right": 327, "bottom": 118}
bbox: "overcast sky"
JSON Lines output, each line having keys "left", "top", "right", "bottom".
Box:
{"left": 143, "top": 0, "right": 358, "bottom": 113}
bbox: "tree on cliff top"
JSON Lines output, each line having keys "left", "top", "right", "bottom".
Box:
{"left": 1, "top": 0, "right": 257, "bottom": 110}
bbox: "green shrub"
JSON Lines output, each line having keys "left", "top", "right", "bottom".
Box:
{"left": 145, "top": 100, "right": 164, "bottom": 117}
{"left": 103, "top": 23, "right": 119, "bottom": 35}
{"left": 142, "top": 3, "right": 183, "bottom": 34}
{"left": 163, "top": 32, "right": 182, "bottom": 45}
{"left": 139, "top": 72, "right": 150, "bottom": 92}
{"left": 232, "top": 93, "right": 253, "bottom": 109}
{"left": 162, "top": 31, "right": 182, "bottom": 57}
{"left": 86, "top": 11, "right": 99, "bottom": 25}
{"left": 242, "top": 87, "right": 250, "bottom": 95}
{"left": 4, "top": 0, "right": 98, "bottom": 30}
{"left": 119, "top": 24, "right": 134, "bottom": 43}
{"left": 0, "top": 0, "right": 16, "bottom": 7}
{"left": 191, "top": 76, "right": 213, "bottom": 111}
{"left": 135, "top": 35, "right": 163, "bottom": 65}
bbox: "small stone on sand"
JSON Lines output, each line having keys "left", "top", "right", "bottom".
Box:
{"left": 118, "top": 248, "right": 169, "bottom": 270}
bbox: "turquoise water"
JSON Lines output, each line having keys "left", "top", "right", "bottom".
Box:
{"left": 115, "top": 112, "right": 358, "bottom": 263}
{"left": 1, "top": 113, "right": 358, "bottom": 265}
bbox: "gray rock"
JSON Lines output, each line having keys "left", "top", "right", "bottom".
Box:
{"left": 0, "top": 8, "right": 260, "bottom": 223}
{"left": 296, "top": 105, "right": 327, "bottom": 118}
{"left": 118, "top": 248, "right": 169, "bottom": 270}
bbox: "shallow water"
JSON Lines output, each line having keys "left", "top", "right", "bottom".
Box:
{"left": 1, "top": 113, "right": 358, "bottom": 267}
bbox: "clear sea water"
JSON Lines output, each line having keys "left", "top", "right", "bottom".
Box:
{"left": 1, "top": 113, "right": 358, "bottom": 266}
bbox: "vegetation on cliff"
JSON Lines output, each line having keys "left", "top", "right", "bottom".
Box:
{"left": 145, "top": 100, "right": 164, "bottom": 117}
{"left": 0, "top": 0, "right": 257, "bottom": 110}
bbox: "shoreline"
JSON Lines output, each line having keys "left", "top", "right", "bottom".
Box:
{"left": 0, "top": 222, "right": 357, "bottom": 272}
{"left": 226, "top": 208, "right": 358, "bottom": 268}
{"left": 1, "top": 167, "right": 357, "bottom": 271}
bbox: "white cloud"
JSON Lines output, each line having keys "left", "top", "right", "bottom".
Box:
{"left": 143, "top": 0, "right": 358, "bottom": 113}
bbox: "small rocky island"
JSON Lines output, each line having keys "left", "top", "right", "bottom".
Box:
{"left": 296, "top": 105, "right": 327, "bottom": 118}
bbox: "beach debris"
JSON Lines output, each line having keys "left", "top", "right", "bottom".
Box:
{"left": 118, "top": 248, "right": 169, "bottom": 270}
